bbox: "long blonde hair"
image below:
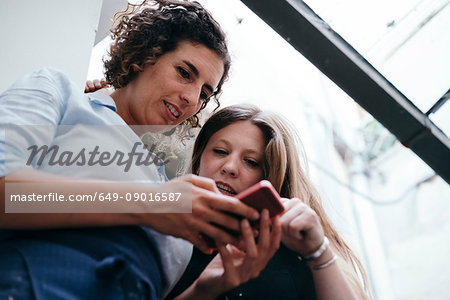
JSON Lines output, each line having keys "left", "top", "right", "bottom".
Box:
{"left": 191, "top": 104, "right": 369, "bottom": 296}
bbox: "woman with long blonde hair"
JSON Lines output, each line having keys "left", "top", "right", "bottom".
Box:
{"left": 169, "top": 104, "right": 369, "bottom": 299}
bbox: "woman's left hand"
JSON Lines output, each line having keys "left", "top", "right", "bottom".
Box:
{"left": 84, "top": 78, "right": 109, "bottom": 94}
{"left": 279, "top": 198, "right": 325, "bottom": 257}
{"left": 193, "top": 209, "right": 282, "bottom": 299}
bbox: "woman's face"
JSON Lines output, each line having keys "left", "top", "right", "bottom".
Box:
{"left": 116, "top": 40, "right": 224, "bottom": 126}
{"left": 198, "top": 121, "right": 266, "bottom": 195}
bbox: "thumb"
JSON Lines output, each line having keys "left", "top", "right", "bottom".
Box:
{"left": 178, "top": 174, "right": 219, "bottom": 193}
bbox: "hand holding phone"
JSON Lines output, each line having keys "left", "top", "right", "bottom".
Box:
{"left": 236, "top": 180, "right": 284, "bottom": 218}
{"left": 202, "top": 180, "right": 284, "bottom": 249}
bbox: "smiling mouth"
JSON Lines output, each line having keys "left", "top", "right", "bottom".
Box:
{"left": 164, "top": 101, "right": 180, "bottom": 118}
{"left": 216, "top": 182, "right": 237, "bottom": 195}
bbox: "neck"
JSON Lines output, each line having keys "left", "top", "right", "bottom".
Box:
{"left": 110, "top": 88, "right": 135, "bottom": 126}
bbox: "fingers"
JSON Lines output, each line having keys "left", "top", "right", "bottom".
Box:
{"left": 257, "top": 211, "right": 281, "bottom": 259}
{"left": 173, "top": 174, "right": 261, "bottom": 248}
{"left": 191, "top": 175, "right": 220, "bottom": 193}
{"left": 241, "top": 219, "right": 258, "bottom": 258}
{"left": 84, "top": 79, "right": 108, "bottom": 93}
{"left": 169, "top": 181, "right": 250, "bottom": 247}
{"left": 190, "top": 232, "right": 214, "bottom": 254}
{"left": 213, "top": 213, "right": 282, "bottom": 290}
{"left": 285, "top": 213, "right": 316, "bottom": 240}
{"left": 213, "top": 194, "right": 260, "bottom": 221}
{"left": 255, "top": 209, "right": 270, "bottom": 254}
{"left": 282, "top": 211, "right": 317, "bottom": 240}
{"left": 171, "top": 213, "right": 237, "bottom": 253}
{"left": 173, "top": 175, "right": 244, "bottom": 232}
{"left": 195, "top": 218, "right": 241, "bottom": 247}
{"left": 98, "top": 78, "right": 107, "bottom": 88}
{"left": 152, "top": 210, "right": 233, "bottom": 254}
{"left": 279, "top": 198, "right": 325, "bottom": 255}
{"left": 240, "top": 210, "right": 281, "bottom": 279}
{"left": 179, "top": 174, "right": 219, "bottom": 193}
{"left": 280, "top": 201, "right": 309, "bottom": 238}
{"left": 93, "top": 79, "right": 103, "bottom": 90}
{"left": 240, "top": 210, "right": 269, "bottom": 278}
{"left": 190, "top": 186, "right": 259, "bottom": 230}
{"left": 281, "top": 197, "right": 303, "bottom": 211}
{"left": 216, "top": 244, "right": 244, "bottom": 290}
{"left": 270, "top": 215, "right": 282, "bottom": 251}
{"left": 180, "top": 174, "right": 260, "bottom": 221}
{"left": 280, "top": 197, "right": 290, "bottom": 204}
{"left": 217, "top": 244, "right": 239, "bottom": 279}
{"left": 191, "top": 187, "right": 241, "bottom": 231}
{"left": 238, "top": 220, "right": 260, "bottom": 281}
{"left": 84, "top": 80, "right": 95, "bottom": 93}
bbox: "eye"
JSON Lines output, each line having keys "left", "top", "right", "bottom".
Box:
{"left": 200, "top": 91, "right": 209, "bottom": 101}
{"left": 200, "top": 91, "right": 213, "bottom": 103}
{"left": 245, "top": 159, "right": 259, "bottom": 167}
{"left": 213, "top": 149, "right": 228, "bottom": 155}
{"left": 177, "top": 67, "right": 190, "bottom": 79}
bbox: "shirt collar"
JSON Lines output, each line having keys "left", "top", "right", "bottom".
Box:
{"left": 88, "top": 93, "right": 117, "bottom": 112}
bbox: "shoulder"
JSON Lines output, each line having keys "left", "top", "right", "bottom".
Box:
{"left": 7, "top": 67, "right": 78, "bottom": 100}
{"left": 15, "top": 67, "right": 69, "bottom": 84}
{"left": 0, "top": 68, "right": 83, "bottom": 124}
{"left": 27, "top": 67, "right": 75, "bottom": 91}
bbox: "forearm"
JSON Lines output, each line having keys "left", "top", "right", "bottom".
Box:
{"left": 0, "top": 211, "right": 137, "bottom": 229}
{"left": 309, "top": 247, "right": 360, "bottom": 300}
{"left": 172, "top": 281, "right": 217, "bottom": 300}
{"left": 2, "top": 170, "right": 258, "bottom": 252}
{"left": 0, "top": 168, "right": 159, "bottom": 229}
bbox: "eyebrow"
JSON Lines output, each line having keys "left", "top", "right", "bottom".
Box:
{"left": 183, "top": 60, "right": 214, "bottom": 95}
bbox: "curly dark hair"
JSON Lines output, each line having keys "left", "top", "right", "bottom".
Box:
{"left": 104, "top": 0, "right": 231, "bottom": 127}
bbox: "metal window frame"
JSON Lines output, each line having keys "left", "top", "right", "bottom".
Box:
{"left": 241, "top": 0, "right": 450, "bottom": 184}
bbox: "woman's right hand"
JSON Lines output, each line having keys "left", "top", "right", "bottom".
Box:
{"left": 142, "top": 175, "right": 261, "bottom": 254}
{"left": 175, "top": 210, "right": 281, "bottom": 300}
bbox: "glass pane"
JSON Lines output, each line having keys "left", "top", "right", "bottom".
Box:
{"left": 430, "top": 99, "right": 450, "bottom": 137}
{"left": 305, "top": 0, "right": 450, "bottom": 113}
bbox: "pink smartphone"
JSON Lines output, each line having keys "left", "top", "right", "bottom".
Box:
{"left": 236, "top": 180, "right": 284, "bottom": 218}
{"left": 202, "top": 180, "right": 284, "bottom": 249}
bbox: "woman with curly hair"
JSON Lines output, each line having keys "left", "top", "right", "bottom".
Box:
{"left": 104, "top": 0, "right": 231, "bottom": 128}
{"left": 0, "top": 1, "right": 272, "bottom": 299}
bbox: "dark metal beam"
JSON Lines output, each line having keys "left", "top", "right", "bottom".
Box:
{"left": 426, "top": 88, "right": 450, "bottom": 116}
{"left": 241, "top": 0, "right": 450, "bottom": 185}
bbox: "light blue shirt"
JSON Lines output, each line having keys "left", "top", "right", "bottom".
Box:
{"left": 0, "top": 68, "right": 192, "bottom": 296}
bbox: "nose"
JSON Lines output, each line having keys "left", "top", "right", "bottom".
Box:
{"left": 181, "top": 84, "right": 202, "bottom": 107}
{"left": 221, "top": 156, "right": 239, "bottom": 177}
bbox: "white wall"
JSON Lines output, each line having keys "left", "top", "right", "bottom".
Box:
{"left": 0, "top": 0, "right": 103, "bottom": 92}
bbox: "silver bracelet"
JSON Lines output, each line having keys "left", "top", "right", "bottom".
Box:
{"left": 300, "top": 237, "right": 329, "bottom": 262}
{"left": 312, "top": 253, "right": 337, "bottom": 270}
